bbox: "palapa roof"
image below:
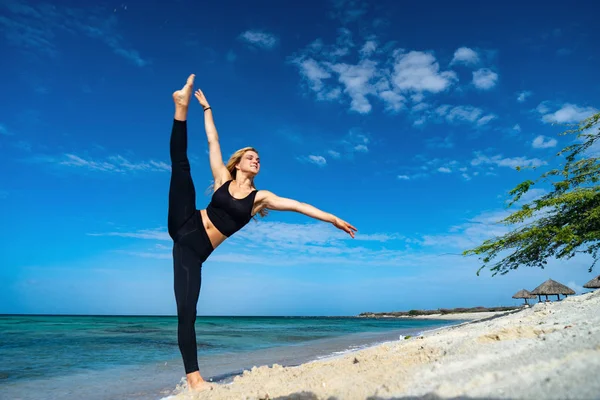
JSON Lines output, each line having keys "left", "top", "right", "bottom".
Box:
{"left": 512, "top": 289, "right": 537, "bottom": 299}
{"left": 530, "top": 279, "right": 575, "bottom": 295}
{"left": 583, "top": 275, "right": 600, "bottom": 289}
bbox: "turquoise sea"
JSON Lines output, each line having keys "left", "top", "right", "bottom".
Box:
{"left": 0, "top": 315, "right": 460, "bottom": 399}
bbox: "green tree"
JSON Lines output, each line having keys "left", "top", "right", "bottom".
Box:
{"left": 464, "top": 111, "right": 600, "bottom": 276}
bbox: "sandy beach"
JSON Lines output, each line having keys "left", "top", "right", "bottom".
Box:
{"left": 169, "top": 289, "right": 600, "bottom": 400}
{"left": 408, "top": 311, "right": 510, "bottom": 321}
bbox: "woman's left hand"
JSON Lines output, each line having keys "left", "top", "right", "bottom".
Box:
{"left": 333, "top": 217, "right": 357, "bottom": 238}
{"left": 195, "top": 89, "right": 210, "bottom": 110}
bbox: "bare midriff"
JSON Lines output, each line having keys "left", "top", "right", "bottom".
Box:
{"left": 199, "top": 209, "right": 227, "bottom": 250}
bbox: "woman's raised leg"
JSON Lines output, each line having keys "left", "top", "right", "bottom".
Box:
{"left": 168, "top": 74, "right": 213, "bottom": 392}
{"left": 168, "top": 74, "right": 197, "bottom": 240}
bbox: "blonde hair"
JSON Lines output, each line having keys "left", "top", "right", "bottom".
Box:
{"left": 207, "top": 147, "right": 268, "bottom": 219}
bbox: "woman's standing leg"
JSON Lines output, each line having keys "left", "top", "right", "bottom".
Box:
{"left": 172, "top": 243, "right": 202, "bottom": 375}
{"left": 168, "top": 74, "right": 213, "bottom": 392}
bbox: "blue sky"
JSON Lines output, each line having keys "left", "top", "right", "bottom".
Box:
{"left": 1, "top": 0, "right": 599, "bottom": 316}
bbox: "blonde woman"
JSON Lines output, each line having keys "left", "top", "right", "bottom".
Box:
{"left": 168, "top": 74, "right": 357, "bottom": 391}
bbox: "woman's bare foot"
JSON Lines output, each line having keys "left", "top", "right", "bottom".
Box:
{"left": 187, "top": 371, "right": 215, "bottom": 392}
{"left": 173, "top": 74, "right": 195, "bottom": 121}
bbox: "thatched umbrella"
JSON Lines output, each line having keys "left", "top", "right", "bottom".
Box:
{"left": 512, "top": 289, "right": 537, "bottom": 305}
{"left": 583, "top": 275, "right": 600, "bottom": 290}
{"left": 530, "top": 279, "right": 575, "bottom": 302}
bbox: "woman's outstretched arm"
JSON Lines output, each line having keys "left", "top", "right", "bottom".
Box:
{"left": 257, "top": 191, "right": 357, "bottom": 238}
{"left": 195, "top": 89, "right": 231, "bottom": 188}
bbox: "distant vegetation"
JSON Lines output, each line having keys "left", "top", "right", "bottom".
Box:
{"left": 358, "top": 306, "right": 519, "bottom": 318}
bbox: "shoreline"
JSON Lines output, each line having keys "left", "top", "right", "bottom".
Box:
{"left": 357, "top": 306, "right": 521, "bottom": 320}
{"left": 166, "top": 311, "right": 507, "bottom": 394}
{"left": 397, "top": 310, "right": 516, "bottom": 320}
{"left": 291, "top": 311, "right": 516, "bottom": 372}
{"left": 1, "top": 316, "right": 456, "bottom": 400}
{"left": 203, "top": 319, "right": 461, "bottom": 385}
{"left": 170, "top": 290, "right": 600, "bottom": 399}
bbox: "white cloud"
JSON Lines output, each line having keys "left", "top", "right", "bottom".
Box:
{"left": 40, "top": 153, "right": 170, "bottom": 173}
{"left": 328, "top": 150, "right": 341, "bottom": 159}
{"left": 95, "top": 222, "right": 404, "bottom": 248}
{"left": 410, "top": 159, "right": 467, "bottom": 179}
{"left": 392, "top": 50, "right": 458, "bottom": 93}
{"left": 397, "top": 175, "right": 410, "bottom": 180}
{"left": 88, "top": 208, "right": 599, "bottom": 295}
{"left": 330, "top": 60, "right": 378, "bottom": 114}
{"left": 302, "top": 29, "right": 356, "bottom": 62}
{"left": 411, "top": 93, "right": 425, "bottom": 103}
{"left": 357, "top": 233, "right": 406, "bottom": 241}
{"left": 538, "top": 103, "right": 597, "bottom": 124}
{"left": 303, "top": 130, "right": 369, "bottom": 167}
{"left": 471, "top": 153, "right": 546, "bottom": 169}
{"left": 360, "top": 40, "right": 377, "bottom": 57}
{"left": 513, "top": 124, "right": 521, "bottom": 132}
{"left": 331, "top": 28, "right": 355, "bottom": 58}
{"left": 472, "top": 68, "right": 498, "bottom": 90}
{"left": 236, "top": 221, "right": 401, "bottom": 246}
{"left": 421, "top": 209, "right": 513, "bottom": 250}
{"left": 299, "top": 58, "right": 331, "bottom": 91}
{"left": 290, "top": 34, "right": 456, "bottom": 114}
{"left": 238, "top": 30, "right": 278, "bottom": 49}
{"left": 88, "top": 228, "right": 170, "bottom": 241}
{"left": 61, "top": 154, "right": 120, "bottom": 172}
{"left": 107, "top": 155, "right": 170, "bottom": 172}
{"left": 536, "top": 102, "right": 551, "bottom": 115}
{"left": 435, "top": 105, "right": 496, "bottom": 127}
{"left": 335, "top": 129, "right": 371, "bottom": 157}
{"left": 532, "top": 135, "right": 557, "bottom": 149}
{"left": 294, "top": 57, "right": 341, "bottom": 101}
{"left": 377, "top": 89, "right": 405, "bottom": 113}
{"left": 412, "top": 117, "right": 426, "bottom": 126}
{"left": 93, "top": 220, "right": 413, "bottom": 267}
{"left": 450, "top": 47, "right": 480, "bottom": 66}
{"left": 476, "top": 114, "right": 497, "bottom": 126}
{"left": 0, "top": 2, "right": 148, "bottom": 66}
{"left": 307, "top": 155, "right": 327, "bottom": 166}
{"left": 517, "top": 91, "right": 532, "bottom": 103}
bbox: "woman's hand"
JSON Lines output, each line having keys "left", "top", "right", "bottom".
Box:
{"left": 332, "top": 216, "right": 357, "bottom": 238}
{"left": 194, "top": 89, "right": 210, "bottom": 110}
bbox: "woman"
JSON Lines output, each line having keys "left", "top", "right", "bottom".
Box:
{"left": 168, "top": 74, "right": 357, "bottom": 391}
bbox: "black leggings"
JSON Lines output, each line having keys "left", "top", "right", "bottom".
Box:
{"left": 168, "top": 119, "right": 214, "bottom": 374}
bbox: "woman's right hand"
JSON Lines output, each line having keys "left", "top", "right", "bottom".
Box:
{"left": 194, "top": 89, "right": 210, "bottom": 110}
{"left": 332, "top": 216, "right": 357, "bottom": 238}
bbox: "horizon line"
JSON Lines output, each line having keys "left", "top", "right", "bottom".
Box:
{"left": 0, "top": 313, "right": 365, "bottom": 318}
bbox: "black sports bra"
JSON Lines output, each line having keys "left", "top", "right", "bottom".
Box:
{"left": 206, "top": 180, "right": 258, "bottom": 237}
